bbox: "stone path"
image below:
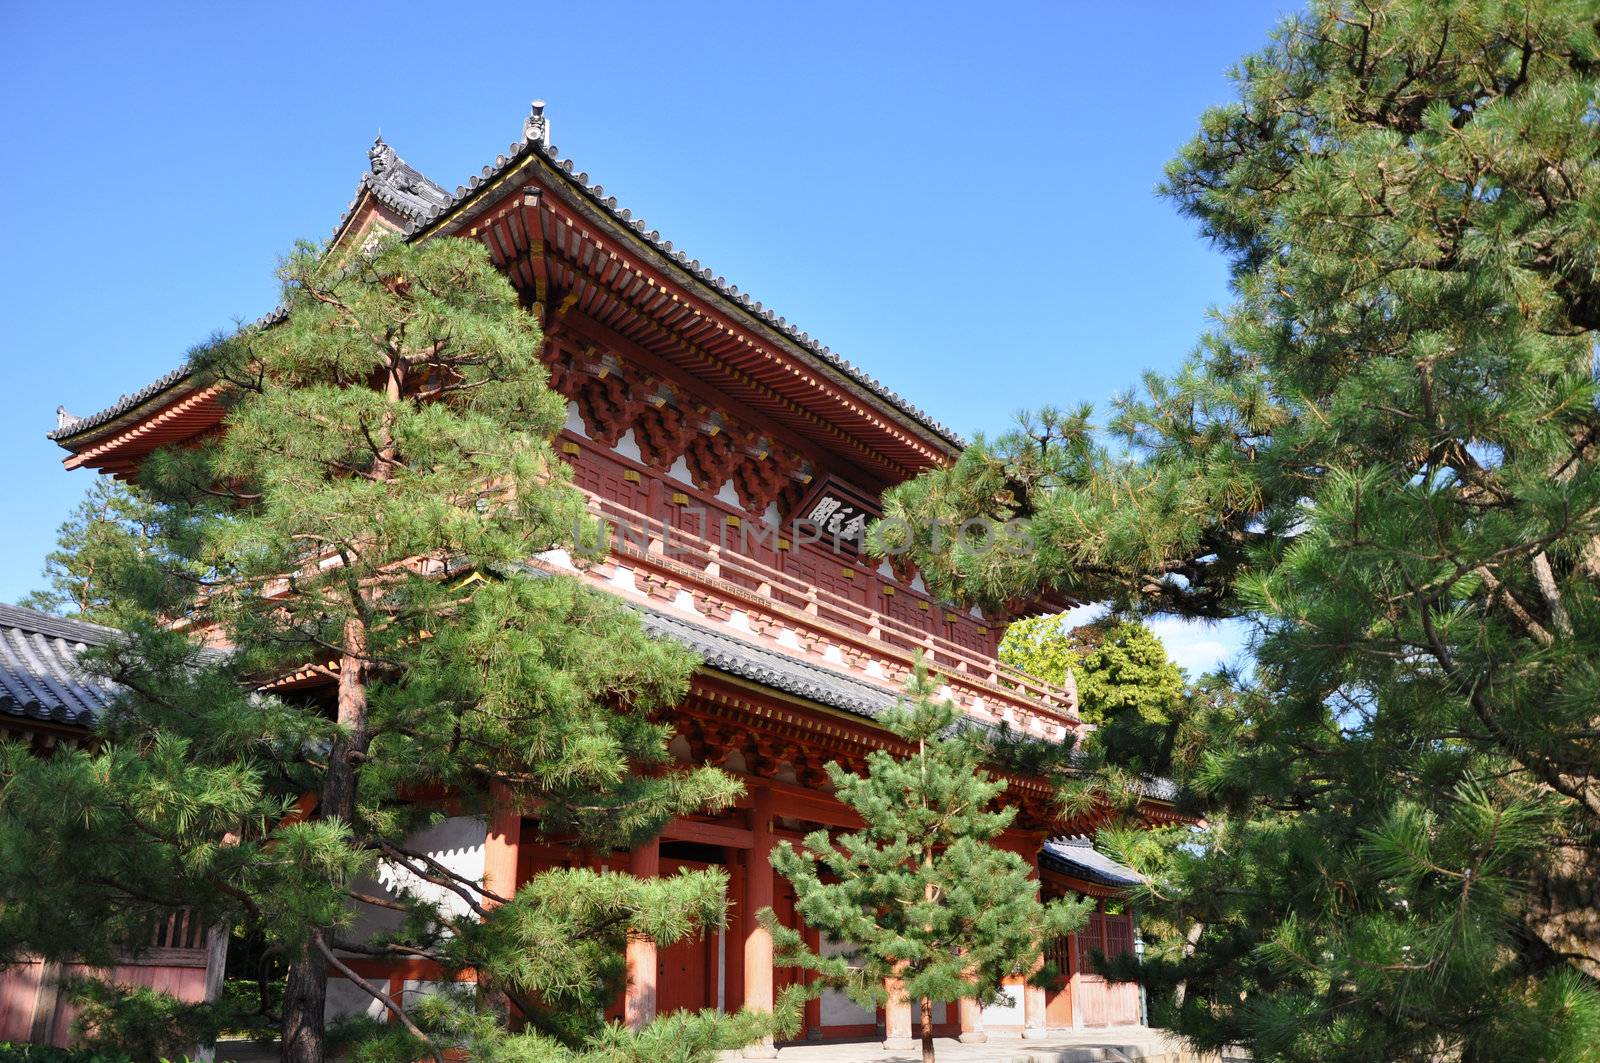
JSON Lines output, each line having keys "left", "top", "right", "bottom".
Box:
{"left": 725, "top": 1027, "right": 1232, "bottom": 1063}
{"left": 217, "top": 1025, "right": 1241, "bottom": 1062}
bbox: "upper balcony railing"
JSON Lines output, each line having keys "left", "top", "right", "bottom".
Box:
{"left": 555, "top": 435, "right": 1081, "bottom": 739}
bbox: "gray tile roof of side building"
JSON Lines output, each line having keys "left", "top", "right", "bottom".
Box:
{"left": 51, "top": 103, "right": 963, "bottom": 450}
{"left": 1041, "top": 836, "right": 1146, "bottom": 890}
{"left": 0, "top": 603, "right": 122, "bottom": 728}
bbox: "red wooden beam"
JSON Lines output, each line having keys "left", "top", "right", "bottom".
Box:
{"left": 661, "top": 817, "right": 754, "bottom": 850}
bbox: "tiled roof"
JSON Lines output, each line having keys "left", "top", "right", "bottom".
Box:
{"left": 0, "top": 604, "right": 121, "bottom": 728}
{"left": 360, "top": 137, "right": 452, "bottom": 221}
{"left": 51, "top": 103, "right": 964, "bottom": 450}
{"left": 635, "top": 605, "right": 901, "bottom": 721}
{"left": 633, "top": 604, "right": 1187, "bottom": 810}
{"left": 1041, "top": 836, "right": 1145, "bottom": 890}
{"left": 412, "top": 104, "right": 963, "bottom": 448}
{"left": 49, "top": 304, "right": 287, "bottom": 441}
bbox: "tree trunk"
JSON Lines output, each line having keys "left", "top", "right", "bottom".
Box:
{"left": 920, "top": 997, "right": 935, "bottom": 1063}
{"left": 281, "top": 943, "right": 328, "bottom": 1063}
{"left": 1173, "top": 920, "right": 1204, "bottom": 1008}
{"left": 279, "top": 616, "right": 372, "bottom": 1063}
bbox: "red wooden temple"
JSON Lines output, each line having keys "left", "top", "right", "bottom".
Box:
{"left": 48, "top": 103, "right": 1178, "bottom": 1046}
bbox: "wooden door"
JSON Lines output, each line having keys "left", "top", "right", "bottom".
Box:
{"left": 1074, "top": 912, "right": 1110, "bottom": 1027}
{"left": 657, "top": 857, "right": 717, "bottom": 1015}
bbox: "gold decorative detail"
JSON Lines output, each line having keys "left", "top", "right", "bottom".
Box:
{"left": 561, "top": 442, "right": 580, "bottom": 455}
{"left": 672, "top": 492, "right": 690, "bottom": 505}
{"left": 623, "top": 470, "right": 641, "bottom": 483}
{"left": 881, "top": 586, "right": 895, "bottom": 596}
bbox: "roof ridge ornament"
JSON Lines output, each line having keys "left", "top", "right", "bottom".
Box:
{"left": 369, "top": 135, "right": 396, "bottom": 174}
{"left": 523, "top": 99, "right": 549, "bottom": 148}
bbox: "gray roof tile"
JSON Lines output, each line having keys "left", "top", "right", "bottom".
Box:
{"left": 634, "top": 605, "right": 901, "bottom": 721}
{"left": 0, "top": 604, "right": 121, "bottom": 728}
{"left": 1041, "top": 836, "right": 1145, "bottom": 889}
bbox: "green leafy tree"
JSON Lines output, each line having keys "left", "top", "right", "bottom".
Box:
{"left": 1001, "top": 613, "right": 1201, "bottom": 816}
{"left": 1000, "top": 614, "right": 1185, "bottom": 727}
{"left": 874, "top": 1, "right": 1600, "bottom": 1059}
{"left": 766, "top": 661, "right": 1089, "bottom": 1063}
{"left": 0, "top": 234, "right": 762, "bottom": 1063}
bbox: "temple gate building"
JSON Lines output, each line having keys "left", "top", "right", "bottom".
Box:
{"left": 48, "top": 103, "right": 1178, "bottom": 1046}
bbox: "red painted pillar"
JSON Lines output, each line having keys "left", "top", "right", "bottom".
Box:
{"left": 625, "top": 837, "right": 660, "bottom": 1030}
{"left": 743, "top": 785, "right": 777, "bottom": 1057}
{"left": 804, "top": 924, "right": 823, "bottom": 1039}
{"left": 484, "top": 784, "right": 521, "bottom": 905}
{"left": 1022, "top": 857, "right": 1048, "bottom": 1041}
{"left": 724, "top": 846, "right": 746, "bottom": 1012}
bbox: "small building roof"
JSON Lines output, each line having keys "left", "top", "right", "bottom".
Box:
{"left": 0, "top": 603, "right": 121, "bottom": 729}
{"left": 1041, "top": 835, "right": 1145, "bottom": 890}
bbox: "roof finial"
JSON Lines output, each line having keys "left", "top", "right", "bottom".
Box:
{"left": 56, "top": 405, "right": 76, "bottom": 431}
{"left": 369, "top": 135, "right": 396, "bottom": 173}
{"left": 523, "top": 99, "right": 549, "bottom": 148}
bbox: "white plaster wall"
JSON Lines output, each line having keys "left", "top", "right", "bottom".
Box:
{"left": 614, "top": 429, "right": 643, "bottom": 462}
{"left": 402, "top": 979, "right": 444, "bottom": 1010}
{"left": 344, "top": 816, "right": 489, "bottom": 945}
{"left": 980, "top": 986, "right": 1023, "bottom": 1027}
{"left": 326, "top": 976, "right": 387, "bottom": 1023}
{"left": 818, "top": 935, "right": 876, "bottom": 1028}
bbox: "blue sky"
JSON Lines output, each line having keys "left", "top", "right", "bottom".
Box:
{"left": 0, "top": 1, "right": 1290, "bottom": 670}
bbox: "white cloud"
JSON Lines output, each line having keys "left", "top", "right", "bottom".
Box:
{"left": 1057, "top": 603, "right": 1248, "bottom": 677}
{"left": 1144, "top": 616, "right": 1248, "bottom": 676}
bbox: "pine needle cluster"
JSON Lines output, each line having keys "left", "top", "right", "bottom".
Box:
{"left": 1, "top": 234, "right": 760, "bottom": 1062}
{"left": 875, "top": 2, "right": 1600, "bottom": 1059}
{"left": 767, "top": 662, "right": 1089, "bottom": 1063}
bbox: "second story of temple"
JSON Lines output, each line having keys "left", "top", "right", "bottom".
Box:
{"left": 48, "top": 102, "right": 1081, "bottom": 743}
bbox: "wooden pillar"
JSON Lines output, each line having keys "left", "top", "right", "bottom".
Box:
{"left": 804, "top": 924, "right": 823, "bottom": 1039}
{"left": 743, "top": 785, "right": 777, "bottom": 1058}
{"left": 625, "top": 837, "right": 660, "bottom": 1030}
{"left": 484, "top": 783, "right": 521, "bottom": 905}
{"left": 957, "top": 996, "right": 986, "bottom": 1044}
{"left": 724, "top": 845, "right": 746, "bottom": 1012}
{"left": 1022, "top": 844, "right": 1048, "bottom": 1040}
{"left": 29, "top": 960, "right": 62, "bottom": 1047}
{"left": 883, "top": 975, "right": 915, "bottom": 1051}
{"left": 190, "top": 922, "right": 232, "bottom": 1062}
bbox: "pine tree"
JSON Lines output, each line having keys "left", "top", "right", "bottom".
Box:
{"left": 0, "top": 233, "right": 767, "bottom": 1062}
{"left": 19, "top": 478, "right": 181, "bottom": 621}
{"left": 766, "top": 661, "right": 1089, "bottom": 1063}
{"left": 874, "top": 2, "right": 1600, "bottom": 1059}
